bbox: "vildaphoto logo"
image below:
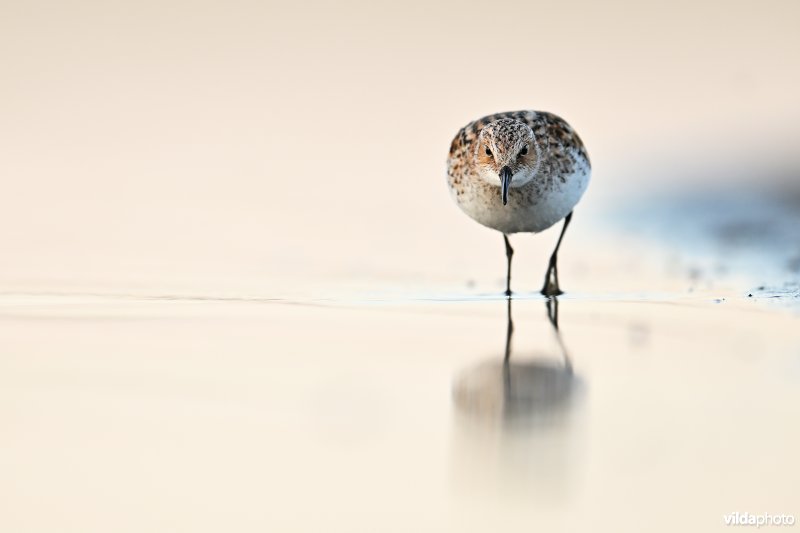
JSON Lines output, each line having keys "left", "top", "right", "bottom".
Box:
{"left": 724, "top": 512, "right": 796, "bottom": 527}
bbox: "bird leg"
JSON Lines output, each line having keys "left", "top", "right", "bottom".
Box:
{"left": 503, "top": 234, "right": 514, "bottom": 297}
{"left": 541, "top": 211, "right": 573, "bottom": 296}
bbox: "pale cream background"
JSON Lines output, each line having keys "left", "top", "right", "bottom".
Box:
{"left": 1, "top": 0, "right": 799, "bottom": 291}
{"left": 1, "top": 1, "right": 799, "bottom": 532}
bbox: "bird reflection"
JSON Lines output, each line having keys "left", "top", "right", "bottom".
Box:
{"left": 453, "top": 297, "right": 580, "bottom": 430}
{"left": 449, "top": 297, "right": 584, "bottom": 501}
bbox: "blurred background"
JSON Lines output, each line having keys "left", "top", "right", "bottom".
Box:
{"left": 1, "top": 1, "right": 799, "bottom": 531}
{"left": 2, "top": 0, "right": 799, "bottom": 291}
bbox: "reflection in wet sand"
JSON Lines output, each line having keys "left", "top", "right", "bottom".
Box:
{"left": 453, "top": 297, "right": 582, "bottom": 429}
{"left": 449, "top": 298, "right": 586, "bottom": 504}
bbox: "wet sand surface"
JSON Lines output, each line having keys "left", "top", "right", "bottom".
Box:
{"left": 3, "top": 2, "right": 800, "bottom": 530}
{"left": 2, "top": 206, "right": 799, "bottom": 532}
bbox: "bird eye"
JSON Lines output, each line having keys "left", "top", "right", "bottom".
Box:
{"left": 519, "top": 146, "right": 528, "bottom": 157}
{"left": 485, "top": 147, "right": 493, "bottom": 157}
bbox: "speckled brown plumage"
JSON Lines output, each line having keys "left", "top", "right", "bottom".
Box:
{"left": 448, "top": 110, "right": 588, "bottom": 187}
{"left": 446, "top": 110, "right": 590, "bottom": 235}
{"left": 446, "top": 109, "right": 591, "bottom": 295}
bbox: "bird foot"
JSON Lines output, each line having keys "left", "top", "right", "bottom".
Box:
{"left": 540, "top": 282, "right": 563, "bottom": 297}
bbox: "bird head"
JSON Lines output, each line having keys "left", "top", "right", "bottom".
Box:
{"left": 475, "top": 118, "right": 539, "bottom": 205}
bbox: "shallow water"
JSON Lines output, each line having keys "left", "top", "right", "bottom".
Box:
{"left": 2, "top": 183, "right": 799, "bottom": 532}
{"left": 3, "top": 1, "right": 800, "bottom": 529}
{"left": 3, "top": 185, "right": 800, "bottom": 532}
{"left": 2, "top": 270, "right": 799, "bottom": 532}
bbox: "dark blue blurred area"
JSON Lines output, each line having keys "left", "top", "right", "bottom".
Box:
{"left": 605, "top": 181, "right": 800, "bottom": 297}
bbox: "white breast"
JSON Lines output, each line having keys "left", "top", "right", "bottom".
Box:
{"left": 451, "top": 152, "right": 590, "bottom": 235}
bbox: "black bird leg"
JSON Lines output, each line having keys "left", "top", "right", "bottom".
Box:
{"left": 503, "top": 234, "right": 514, "bottom": 297}
{"left": 541, "top": 211, "right": 573, "bottom": 296}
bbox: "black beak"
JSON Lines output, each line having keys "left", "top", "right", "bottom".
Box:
{"left": 499, "top": 166, "right": 512, "bottom": 205}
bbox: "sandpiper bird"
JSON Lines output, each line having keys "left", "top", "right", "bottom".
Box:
{"left": 447, "top": 111, "right": 591, "bottom": 296}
